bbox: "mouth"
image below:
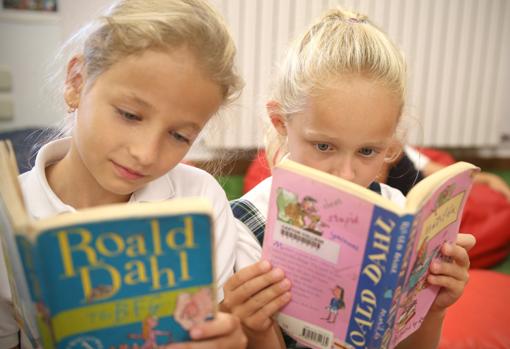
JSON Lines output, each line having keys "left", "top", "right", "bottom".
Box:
{"left": 111, "top": 161, "right": 146, "bottom": 180}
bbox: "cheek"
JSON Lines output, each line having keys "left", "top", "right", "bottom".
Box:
{"left": 362, "top": 159, "right": 387, "bottom": 180}
{"left": 294, "top": 155, "right": 328, "bottom": 174}
{"left": 155, "top": 149, "right": 188, "bottom": 174}
{"left": 287, "top": 135, "right": 313, "bottom": 158}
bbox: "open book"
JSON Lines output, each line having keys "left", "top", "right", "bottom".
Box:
{"left": 0, "top": 140, "right": 216, "bottom": 349}
{"left": 261, "top": 158, "right": 478, "bottom": 349}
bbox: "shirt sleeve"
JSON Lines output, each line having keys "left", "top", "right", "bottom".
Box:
{"left": 210, "top": 189, "right": 237, "bottom": 303}
{"left": 234, "top": 218, "right": 262, "bottom": 271}
{"left": 380, "top": 183, "right": 407, "bottom": 208}
{"left": 404, "top": 145, "right": 430, "bottom": 171}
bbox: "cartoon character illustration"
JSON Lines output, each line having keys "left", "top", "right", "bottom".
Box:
{"left": 407, "top": 238, "right": 442, "bottom": 292}
{"left": 397, "top": 296, "right": 417, "bottom": 330}
{"left": 322, "top": 285, "right": 345, "bottom": 323}
{"left": 276, "top": 188, "right": 305, "bottom": 227}
{"left": 128, "top": 315, "right": 171, "bottom": 349}
{"left": 435, "top": 184, "right": 456, "bottom": 209}
{"left": 174, "top": 288, "right": 214, "bottom": 330}
{"left": 300, "top": 196, "right": 322, "bottom": 233}
{"left": 276, "top": 188, "right": 324, "bottom": 235}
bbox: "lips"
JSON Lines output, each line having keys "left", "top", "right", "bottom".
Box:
{"left": 111, "top": 161, "right": 145, "bottom": 180}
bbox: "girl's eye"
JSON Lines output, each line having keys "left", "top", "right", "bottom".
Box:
{"left": 118, "top": 109, "right": 141, "bottom": 121}
{"left": 315, "top": 143, "right": 333, "bottom": 152}
{"left": 170, "top": 131, "right": 191, "bottom": 145}
{"left": 359, "top": 147, "right": 377, "bottom": 157}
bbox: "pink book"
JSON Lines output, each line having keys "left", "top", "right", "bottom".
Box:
{"left": 261, "top": 159, "right": 478, "bottom": 349}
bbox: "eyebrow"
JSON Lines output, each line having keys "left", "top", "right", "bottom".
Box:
{"left": 303, "top": 130, "right": 390, "bottom": 147}
{"left": 124, "top": 93, "right": 153, "bottom": 111}
{"left": 174, "top": 120, "right": 202, "bottom": 133}
{"left": 119, "top": 92, "right": 203, "bottom": 132}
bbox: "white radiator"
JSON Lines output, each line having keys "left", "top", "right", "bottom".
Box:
{"left": 202, "top": 0, "right": 509, "bottom": 150}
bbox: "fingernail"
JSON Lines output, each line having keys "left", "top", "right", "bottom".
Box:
{"left": 190, "top": 328, "right": 202, "bottom": 339}
{"left": 260, "top": 260, "right": 271, "bottom": 271}
{"left": 270, "top": 267, "right": 282, "bottom": 277}
{"left": 280, "top": 279, "right": 291, "bottom": 290}
{"left": 431, "top": 261, "right": 440, "bottom": 272}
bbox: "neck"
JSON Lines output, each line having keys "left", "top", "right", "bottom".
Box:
{"left": 46, "top": 141, "right": 130, "bottom": 209}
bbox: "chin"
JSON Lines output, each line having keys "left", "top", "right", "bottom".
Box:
{"left": 104, "top": 180, "right": 146, "bottom": 198}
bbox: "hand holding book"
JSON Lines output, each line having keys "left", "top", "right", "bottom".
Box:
{"left": 427, "top": 233, "right": 475, "bottom": 313}
{"left": 220, "top": 260, "right": 290, "bottom": 347}
{"left": 161, "top": 312, "right": 247, "bottom": 349}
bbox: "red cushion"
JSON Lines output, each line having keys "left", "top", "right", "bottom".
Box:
{"left": 416, "top": 147, "right": 456, "bottom": 166}
{"left": 243, "top": 150, "right": 271, "bottom": 193}
{"left": 416, "top": 147, "right": 510, "bottom": 268}
{"left": 460, "top": 183, "right": 510, "bottom": 268}
{"left": 440, "top": 270, "right": 510, "bottom": 349}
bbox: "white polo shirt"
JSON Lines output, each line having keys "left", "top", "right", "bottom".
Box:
{"left": 0, "top": 137, "right": 244, "bottom": 348}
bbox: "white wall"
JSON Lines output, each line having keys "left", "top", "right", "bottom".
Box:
{"left": 59, "top": 0, "right": 111, "bottom": 39}
{"left": 499, "top": 2, "right": 510, "bottom": 146}
{"left": 1, "top": 0, "right": 509, "bottom": 156}
{"left": 0, "top": 10, "right": 62, "bottom": 130}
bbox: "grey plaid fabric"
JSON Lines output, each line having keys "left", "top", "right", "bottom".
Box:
{"left": 230, "top": 199, "right": 266, "bottom": 245}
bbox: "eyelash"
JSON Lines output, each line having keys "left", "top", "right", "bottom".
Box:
{"left": 358, "top": 148, "right": 379, "bottom": 157}
{"left": 117, "top": 108, "right": 191, "bottom": 145}
{"left": 117, "top": 108, "right": 141, "bottom": 122}
{"left": 314, "top": 143, "right": 334, "bottom": 152}
{"left": 170, "top": 131, "right": 191, "bottom": 145}
{"left": 314, "top": 143, "right": 380, "bottom": 158}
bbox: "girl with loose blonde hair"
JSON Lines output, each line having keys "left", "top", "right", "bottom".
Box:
{"left": 0, "top": 1, "right": 253, "bottom": 348}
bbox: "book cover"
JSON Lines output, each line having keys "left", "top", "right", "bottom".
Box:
{"left": 388, "top": 168, "right": 473, "bottom": 347}
{"left": 0, "top": 197, "right": 41, "bottom": 348}
{"left": 0, "top": 140, "right": 217, "bottom": 349}
{"left": 261, "top": 159, "right": 477, "bottom": 349}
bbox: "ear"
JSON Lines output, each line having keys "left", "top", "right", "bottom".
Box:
{"left": 266, "top": 100, "right": 288, "bottom": 137}
{"left": 64, "top": 55, "right": 85, "bottom": 110}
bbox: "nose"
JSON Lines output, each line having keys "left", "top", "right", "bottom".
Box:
{"left": 128, "top": 132, "right": 161, "bottom": 167}
{"left": 331, "top": 155, "right": 356, "bottom": 182}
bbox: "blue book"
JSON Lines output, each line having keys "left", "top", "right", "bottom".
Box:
{"left": 0, "top": 141, "right": 216, "bottom": 349}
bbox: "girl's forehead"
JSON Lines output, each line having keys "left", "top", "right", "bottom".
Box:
{"left": 290, "top": 86, "right": 400, "bottom": 144}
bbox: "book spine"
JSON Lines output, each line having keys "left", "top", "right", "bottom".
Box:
{"left": 16, "top": 235, "right": 55, "bottom": 348}
{"left": 368, "top": 214, "right": 414, "bottom": 349}
{"left": 16, "top": 236, "right": 42, "bottom": 302}
{"left": 344, "top": 207, "right": 400, "bottom": 349}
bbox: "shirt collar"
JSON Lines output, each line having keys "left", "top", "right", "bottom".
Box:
{"left": 129, "top": 174, "right": 175, "bottom": 203}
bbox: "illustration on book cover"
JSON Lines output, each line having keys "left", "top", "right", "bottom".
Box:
{"left": 321, "top": 285, "right": 346, "bottom": 324}
{"left": 276, "top": 188, "right": 327, "bottom": 236}
{"left": 99, "top": 288, "right": 213, "bottom": 349}
{"left": 392, "top": 183, "right": 466, "bottom": 344}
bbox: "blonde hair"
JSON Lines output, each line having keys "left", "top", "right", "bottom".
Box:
{"left": 266, "top": 7, "right": 407, "bottom": 166}
{"left": 45, "top": 0, "right": 242, "bottom": 140}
